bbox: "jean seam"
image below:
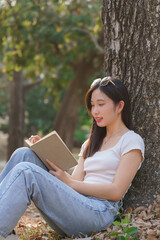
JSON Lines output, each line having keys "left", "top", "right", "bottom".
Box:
{"left": 52, "top": 181, "right": 96, "bottom": 211}
{"left": 56, "top": 185, "right": 120, "bottom": 214}
{"left": 0, "top": 230, "right": 8, "bottom": 238}
{"left": 0, "top": 167, "right": 31, "bottom": 201}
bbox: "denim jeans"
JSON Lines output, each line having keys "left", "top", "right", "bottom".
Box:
{"left": 0, "top": 147, "right": 123, "bottom": 238}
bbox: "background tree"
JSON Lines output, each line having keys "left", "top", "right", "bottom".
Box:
{"left": 102, "top": 0, "right": 159, "bottom": 208}
{"left": 0, "top": 0, "right": 103, "bottom": 157}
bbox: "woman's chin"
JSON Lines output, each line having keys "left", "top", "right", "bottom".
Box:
{"left": 96, "top": 122, "right": 106, "bottom": 128}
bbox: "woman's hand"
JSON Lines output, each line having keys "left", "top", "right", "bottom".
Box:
{"left": 46, "top": 159, "right": 74, "bottom": 187}
{"left": 29, "top": 135, "right": 41, "bottom": 144}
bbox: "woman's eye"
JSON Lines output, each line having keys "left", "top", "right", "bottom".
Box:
{"left": 99, "top": 104, "right": 104, "bottom": 106}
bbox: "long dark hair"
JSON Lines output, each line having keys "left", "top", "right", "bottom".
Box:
{"left": 83, "top": 78, "right": 133, "bottom": 159}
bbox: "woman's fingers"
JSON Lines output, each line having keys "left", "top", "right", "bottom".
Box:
{"left": 46, "top": 159, "right": 60, "bottom": 171}
{"left": 29, "top": 135, "right": 41, "bottom": 143}
{"left": 46, "top": 159, "right": 73, "bottom": 186}
{"left": 46, "top": 159, "right": 62, "bottom": 178}
{"left": 49, "top": 170, "right": 56, "bottom": 176}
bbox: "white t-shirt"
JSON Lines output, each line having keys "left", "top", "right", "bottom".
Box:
{"left": 78, "top": 130, "right": 145, "bottom": 199}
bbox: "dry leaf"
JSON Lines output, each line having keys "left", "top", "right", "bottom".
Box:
{"left": 133, "top": 206, "right": 146, "bottom": 213}
{"left": 124, "top": 207, "right": 133, "bottom": 213}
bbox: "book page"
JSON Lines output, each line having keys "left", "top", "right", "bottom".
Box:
{"left": 25, "top": 139, "right": 33, "bottom": 147}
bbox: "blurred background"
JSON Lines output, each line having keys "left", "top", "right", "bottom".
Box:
{"left": 0, "top": 0, "right": 104, "bottom": 166}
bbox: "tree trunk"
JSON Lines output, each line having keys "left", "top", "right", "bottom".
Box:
{"left": 53, "top": 54, "right": 103, "bottom": 150}
{"left": 7, "top": 70, "right": 25, "bottom": 159}
{"left": 102, "top": 0, "right": 159, "bottom": 208}
{"left": 7, "top": 71, "right": 42, "bottom": 160}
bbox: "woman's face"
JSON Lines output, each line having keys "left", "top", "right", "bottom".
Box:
{"left": 91, "top": 88, "right": 121, "bottom": 127}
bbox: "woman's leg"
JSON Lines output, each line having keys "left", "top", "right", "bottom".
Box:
{"left": 0, "top": 147, "right": 48, "bottom": 183}
{"left": 0, "top": 148, "right": 64, "bottom": 237}
{"left": 0, "top": 162, "right": 120, "bottom": 238}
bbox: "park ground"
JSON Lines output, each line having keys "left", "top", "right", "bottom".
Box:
{"left": 0, "top": 131, "right": 160, "bottom": 239}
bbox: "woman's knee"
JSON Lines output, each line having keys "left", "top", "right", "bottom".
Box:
{"left": 10, "top": 147, "right": 34, "bottom": 161}
{"left": 8, "top": 147, "right": 35, "bottom": 167}
{"left": 12, "top": 147, "right": 31, "bottom": 157}
{"left": 9, "top": 147, "right": 47, "bottom": 171}
{"left": 13, "top": 161, "right": 34, "bottom": 172}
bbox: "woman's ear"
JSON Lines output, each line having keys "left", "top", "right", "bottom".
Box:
{"left": 117, "top": 100, "right": 125, "bottom": 113}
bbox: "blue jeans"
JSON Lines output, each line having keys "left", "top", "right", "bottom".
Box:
{"left": 0, "top": 147, "right": 123, "bottom": 238}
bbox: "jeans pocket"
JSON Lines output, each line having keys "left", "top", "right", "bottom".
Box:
{"left": 102, "top": 199, "right": 121, "bottom": 216}
{"left": 88, "top": 197, "right": 118, "bottom": 214}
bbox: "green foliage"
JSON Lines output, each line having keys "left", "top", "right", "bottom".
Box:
{"left": 109, "top": 213, "right": 139, "bottom": 240}
{"left": 0, "top": 89, "right": 7, "bottom": 118}
{"left": 74, "top": 106, "right": 91, "bottom": 143}
{"left": 0, "top": 79, "right": 9, "bottom": 133}
{"left": 25, "top": 85, "right": 57, "bottom": 137}
{"left": 0, "top": 0, "right": 103, "bottom": 141}
{"left": 0, "top": 0, "right": 103, "bottom": 93}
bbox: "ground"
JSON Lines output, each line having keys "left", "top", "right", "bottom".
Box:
{"left": 14, "top": 195, "right": 160, "bottom": 240}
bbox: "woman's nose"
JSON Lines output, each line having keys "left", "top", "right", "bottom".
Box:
{"left": 92, "top": 106, "right": 99, "bottom": 115}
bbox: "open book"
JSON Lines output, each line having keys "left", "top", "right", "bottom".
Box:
{"left": 25, "top": 131, "right": 78, "bottom": 171}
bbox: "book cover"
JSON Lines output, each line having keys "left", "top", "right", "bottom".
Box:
{"left": 25, "top": 131, "right": 78, "bottom": 171}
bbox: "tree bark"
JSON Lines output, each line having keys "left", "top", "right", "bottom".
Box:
{"left": 53, "top": 54, "right": 103, "bottom": 150}
{"left": 102, "top": 0, "right": 159, "bottom": 208}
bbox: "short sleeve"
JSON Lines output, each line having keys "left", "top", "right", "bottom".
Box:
{"left": 78, "top": 139, "right": 89, "bottom": 157}
{"left": 121, "top": 133, "right": 145, "bottom": 169}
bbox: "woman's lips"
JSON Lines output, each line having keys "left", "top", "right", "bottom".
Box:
{"left": 95, "top": 117, "right": 103, "bottom": 123}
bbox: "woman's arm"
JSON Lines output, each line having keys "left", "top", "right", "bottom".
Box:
{"left": 46, "top": 149, "right": 143, "bottom": 201}
{"left": 69, "top": 149, "right": 143, "bottom": 201}
{"left": 71, "top": 156, "right": 86, "bottom": 181}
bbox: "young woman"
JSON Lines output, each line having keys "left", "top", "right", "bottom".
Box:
{"left": 0, "top": 77, "right": 145, "bottom": 240}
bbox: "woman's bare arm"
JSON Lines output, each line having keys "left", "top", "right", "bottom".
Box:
{"left": 71, "top": 156, "right": 86, "bottom": 181}
{"left": 69, "top": 149, "right": 143, "bottom": 201}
